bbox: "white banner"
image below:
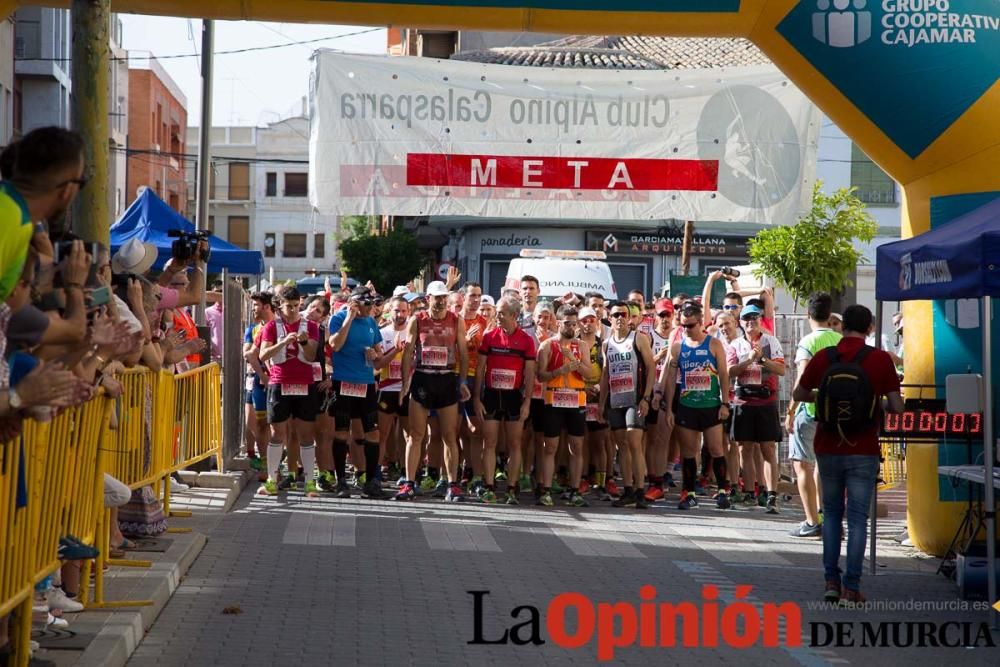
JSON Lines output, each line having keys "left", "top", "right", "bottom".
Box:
{"left": 309, "top": 52, "right": 820, "bottom": 224}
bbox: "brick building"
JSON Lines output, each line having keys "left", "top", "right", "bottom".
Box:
{"left": 127, "top": 53, "right": 187, "bottom": 214}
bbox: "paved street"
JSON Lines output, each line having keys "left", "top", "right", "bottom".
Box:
{"left": 125, "top": 484, "right": 998, "bottom": 666}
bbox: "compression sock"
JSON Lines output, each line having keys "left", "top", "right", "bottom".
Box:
{"left": 682, "top": 457, "right": 698, "bottom": 493}
{"left": 364, "top": 442, "right": 380, "bottom": 483}
{"left": 595, "top": 471, "right": 606, "bottom": 488}
{"left": 333, "top": 439, "right": 349, "bottom": 484}
{"left": 712, "top": 456, "right": 730, "bottom": 492}
{"left": 267, "top": 441, "right": 283, "bottom": 482}
{"left": 299, "top": 444, "right": 316, "bottom": 483}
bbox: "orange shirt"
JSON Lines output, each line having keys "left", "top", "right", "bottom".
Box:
{"left": 463, "top": 314, "right": 487, "bottom": 377}
{"left": 173, "top": 308, "right": 201, "bottom": 365}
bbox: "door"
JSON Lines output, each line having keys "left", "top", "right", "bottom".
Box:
{"left": 483, "top": 258, "right": 511, "bottom": 298}
{"left": 607, "top": 258, "right": 652, "bottom": 299}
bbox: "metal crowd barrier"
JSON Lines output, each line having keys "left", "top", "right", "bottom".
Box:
{"left": 0, "top": 363, "right": 221, "bottom": 666}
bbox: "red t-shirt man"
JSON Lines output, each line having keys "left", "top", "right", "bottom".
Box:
{"left": 259, "top": 317, "right": 321, "bottom": 386}
{"left": 796, "top": 336, "right": 901, "bottom": 457}
{"left": 478, "top": 326, "right": 537, "bottom": 392}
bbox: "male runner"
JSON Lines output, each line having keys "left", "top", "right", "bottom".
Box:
{"left": 599, "top": 301, "right": 656, "bottom": 509}
{"left": 459, "top": 282, "right": 487, "bottom": 494}
{"left": 243, "top": 293, "right": 273, "bottom": 475}
{"left": 579, "top": 307, "right": 613, "bottom": 498}
{"left": 471, "top": 296, "right": 537, "bottom": 504}
{"left": 661, "top": 302, "right": 733, "bottom": 510}
{"left": 377, "top": 296, "right": 411, "bottom": 487}
{"left": 518, "top": 275, "right": 540, "bottom": 335}
{"left": 257, "top": 286, "right": 320, "bottom": 496}
{"left": 399, "top": 281, "right": 470, "bottom": 502}
{"left": 536, "top": 306, "right": 593, "bottom": 507}
{"left": 644, "top": 298, "right": 674, "bottom": 501}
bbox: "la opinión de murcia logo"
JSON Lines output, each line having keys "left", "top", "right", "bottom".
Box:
{"left": 812, "top": 0, "right": 873, "bottom": 47}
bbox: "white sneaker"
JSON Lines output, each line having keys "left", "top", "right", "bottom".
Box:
{"left": 46, "top": 587, "right": 84, "bottom": 612}
{"left": 170, "top": 477, "right": 190, "bottom": 493}
{"left": 46, "top": 613, "right": 69, "bottom": 628}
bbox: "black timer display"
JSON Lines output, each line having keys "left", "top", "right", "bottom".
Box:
{"left": 880, "top": 399, "right": 982, "bottom": 438}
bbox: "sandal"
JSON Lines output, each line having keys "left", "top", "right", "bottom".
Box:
{"left": 109, "top": 547, "right": 126, "bottom": 559}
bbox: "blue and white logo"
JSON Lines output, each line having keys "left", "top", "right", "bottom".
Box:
{"left": 812, "top": 0, "right": 872, "bottom": 47}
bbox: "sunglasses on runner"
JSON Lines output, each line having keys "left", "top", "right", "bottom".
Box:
{"left": 610, "top": 312, "right": 629, "bottom": 319}
{"left": 723, "top": 304, "right": 740, "bottom": 311}
{"left": 682, "top": 322, "right": 700, "bottom": 329}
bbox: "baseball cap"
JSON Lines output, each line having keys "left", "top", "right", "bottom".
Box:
{"left": 480, "top": 295, "right": 495, "bottom": 306}
{"left": 740, "top": 304, "right": 763, "bottom": 320}
{"left": 5, "top": 304, "right": 50, "bottom": 350}
{"left": 112, "top": 238, "right": 158, "bottom": 275}
{"left": 403, "top": 292, "right": 424, "bottom": 303}
{"left": 578, "top": 307, "right": 598, "bottom": 320}
{"left": 830, "top": 312, "right": 843, "bottom": 322}
{"left": 654, "top": 298, "right": 674, "bottom": 315}
{"left": 426, "top": 281, "right": 449, "bottom": 296}
{"left": 392, "top": 285, "right": 408, "bottom": 297}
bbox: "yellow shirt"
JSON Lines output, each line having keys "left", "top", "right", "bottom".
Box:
{"left": 0, "top": 182, "right": 33, "bottom": 301}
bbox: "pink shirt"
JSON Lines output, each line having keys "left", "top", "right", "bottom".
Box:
{"left": 260, "top": 317, "right": 320, "bottom": 385}
{"left": 205, "top": 304, "right": 223, "bottom": 361}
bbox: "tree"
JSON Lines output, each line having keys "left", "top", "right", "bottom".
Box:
{"left": 748, "top": 181, "right": 877, "bottom": 307}
{"left": 338, "top": 225, "right": 425, "bottom": 296}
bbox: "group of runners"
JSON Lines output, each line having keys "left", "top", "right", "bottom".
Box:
{"left": 241, "top": 271, "right": 797, "bottom": 513}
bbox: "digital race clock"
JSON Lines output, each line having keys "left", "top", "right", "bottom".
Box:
{"left": 880, "top": 398, "right": 982, "bottom": 438}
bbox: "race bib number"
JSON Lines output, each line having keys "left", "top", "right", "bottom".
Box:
{"left": 490, "top": 368, "right": 517, "bottom": 391}
{"left": 532, "top": 381, "right": 544, "bottom": 400}
{"left": 389, "top": 360, "right": 402, "bottom": 380}
{"left": 340, "top": 382, "right": 369, "bottom": 398}
{"left": 742, "top": 364, "right": 763, "bottom": 386}
{"left": 245, "top": 376, "right": 255, "bottom": 392}
{"left": 609, "top": 362, "right": 635, "bottom": 395}
{"left": 312, "top": 362, "right": 323, "bottom": 382}
{"left": 421, "top": 346, "right": 449, "bottom": 367}
{"left": 552, "top": 388, "right": 581, "bottom": 409}
{"left": 686, "top": 371, "right": 711, "bottom": 392}
{"left": 282, "top": 384, "right": 308, "bottom": 396}
{"left": 586, "top": 403, "right": 600, "bottom": 422}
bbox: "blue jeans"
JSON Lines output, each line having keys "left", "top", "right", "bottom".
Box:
{"left": 817, "top": 454, "right": 879, "bottom": 591}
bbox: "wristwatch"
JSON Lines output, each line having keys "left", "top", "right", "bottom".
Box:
{"left": 9, "top": 388, "right": 23, "bottom": 409}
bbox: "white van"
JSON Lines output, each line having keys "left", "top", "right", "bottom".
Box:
{"left": 504, "top": 249, "right": 618, "bottom": 300}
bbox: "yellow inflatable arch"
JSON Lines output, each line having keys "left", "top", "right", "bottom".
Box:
{"left": 11, "top": 0, "right": 1000, "bottom": 554}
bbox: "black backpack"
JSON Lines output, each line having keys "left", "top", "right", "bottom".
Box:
{"left": 815, "top": 346, "right": 878, "bottom": 445}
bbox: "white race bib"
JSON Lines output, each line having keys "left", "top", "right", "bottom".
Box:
{"left": 552, "top": 388, "right": 581, "bottom": 409}
{"left": 340, "top": 382, "right": 369, "bottom": 398}
{"left": 742, "top": 364, "right": 763, "bottom": 386}
{"left": 312, "top": 362, "right": 323, "bottom": 382}
{"left": 389, "top": 360, "right": 402, "bottom": 380}
{"left": 421, "top": 346, "right": 449, "bottom": 367}
{"left": 245, "top": 376, "right": 255, "bottom": 391}
{"left": 282, "top": 383, "right": 308, "bottom": 396}
{"left": 586, "top": 403, "right": 600, "bottom": 422}
{"left": 609, "top": 362, "right": 635, "bottom": 395}
{"left": 686, "top": 371, "right": 711, "bottom": 392}
{"left": 490, "top": 368, "right": 517, "bottom": 391}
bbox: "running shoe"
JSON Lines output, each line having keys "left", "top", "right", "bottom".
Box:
{"left": 612, "top": 493, "right": 636, "bottom": 508}
{"left": 677, "top": 491, "right": 698, "bottom": 510}
{"left": 790, "top": 521, "right": 822, "bottom": 538}
{"left": 538, "top": 491, "right": 554, "bottom": 507}
{"left": 560, "top": 489, "right": 572, "bottom": 501}
{"left": 694, "top": 476, "right": 708, "bottom": 496}
{"left": 578, "top": 479, "right": 591, "bottom": 494}
{"left": 249, "top": 456, "right": 264, "bottom": 473}
{"left": 468, "top": 476, "right": 484, "bottom": 494}
{"left": 363, "top": 480, "right": 387, "bottom": 499}
{"left": 505, "top": 491, "right": 519, "bottom": 505}
{"left": 494, "top": 469, "right": 507, "bottom": 482}
{"left": 318, "top": 471, "right": 337, "bottom": 492}
{"left": 729, "top": 489, "right": 745, "bottom": 503}
{"left": 664, "top": 472, "right": 677, "bottom": 488}
{"left": 480, "top": 488, "right": 497, "bottom": 504}
{"left": 518, "top": 474, "right": 532, "bottom": 492}
{"left": 758, "top": 493, "right": 768, "bottom": 508}
{"left": 550, "top": 480, "right": 564, "bottom": 495}
{"left": 644, "top": 486, "right": 665, "bottom": 502}
{"left": 258, "top": 479, "right": 278, "bottom": 496}
{"left": 420, "top": 476, "right": 437, "bottom": 492}
{"left": 568, "top": 491, "right": 589, "bottom": 507}
{"left": 605, "top": 479, "right": 621, "bottom": 498}
{"left": 743, "top": 493, "right": 758, "bottom": 506}
{"left": 715, "top": 490, "right": 731, "bottom": 510}
{"left": 766, "top": 493, "right": 779, "bottom": 514}
{"left": 634, "top": 490, "right": 651, "bottom": 510}
{"left": 394, "top": 482, "right": 416, "bottom": 501}
{"left": 597, "top": 487, "right": 613, "bottom": 501}
{"left": 304, "top": 480, "right": 320, "bottom": 498}
{"left": 277, "top": 474, "right": 296, "bottom": 491}
{"left": 387, "top": 463, "right": 402, "bottom": 481}
{"left": 335, "top": 481, "right": 351, "bottom": 499}
{"left": 356, "top": 472, "right": 367, "bottom": 489}
{"left": 446, "top": 484, "right": 465, "bottom": 502}
{"left": 433, "top": 479, "right": 449, "bottom": 498}
{"left": 824, "top": 581, "right": 842, "bottom": 603}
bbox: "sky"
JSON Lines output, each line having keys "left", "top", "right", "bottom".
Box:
{"left": 119, "top": 15, "right": 386, "bottom": 128}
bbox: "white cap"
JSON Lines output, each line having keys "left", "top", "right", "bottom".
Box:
{"left": 112, "top": 238, "right": 158, "bottom": 275}
{"left": 830, "top": 312, "right": 843, "bottom": 321}
{"left": 392, "top": 285, "right": 408, "bottom": 297}
{"left": 480, "top": 295, "right": 495, "bottom": 306}
{"left": 578, "top": 307, "right": 598, "bottom": 320}
{"left": 426, "top": 280, "right": 449, "bottom": 296}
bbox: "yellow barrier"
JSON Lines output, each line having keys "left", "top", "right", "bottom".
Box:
{"left": 880, "top": 436, "right": 908, "bottom": 487}
{"left": 1, "top": 363, "right": 222, "bottom": 666}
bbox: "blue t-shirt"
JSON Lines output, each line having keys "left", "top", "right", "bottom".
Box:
{"left": 328, "top": 311, "right": 381, "bottom": 384}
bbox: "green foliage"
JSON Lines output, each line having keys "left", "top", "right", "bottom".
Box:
{"left": 748, "top": 182, "right": 877, "bottom": 307}
{"left": 338, "top": 226, "right": 425, "bottom": 296}
{"left": 339, "top": 215, "right": 376, "bottom": 241}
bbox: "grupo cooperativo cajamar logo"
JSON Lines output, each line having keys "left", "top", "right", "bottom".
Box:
{"left": 468, "top": 587, "right": 997, "bottom": 660}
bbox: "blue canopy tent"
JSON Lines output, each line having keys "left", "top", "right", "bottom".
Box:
{"left": 876, "top": 195, "right": 1000, "bottom": 617}
{"left": 110, "top": 189, "right": 265, "bottom": 274}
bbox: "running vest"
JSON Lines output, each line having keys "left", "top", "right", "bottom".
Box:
{"left": 415, "top": 311, "right": 457, "bottom": 374}
{"left": 650, "top": 328, "right": 671, "bottom": 378}
{"left": 544, "top": 339, "right": 586, "bottom": 408}
{"left": 531, "top": 329, "right": 552, "bottom": 400}
{"left": 606, "top": 331, "right": 641, "bottom": 409}
{"left": 678, "top": 336, "right": 722, "bottom": 409}
{"left": 379, "top": 324, "right": 407, "bottom": 391}
{"left": 270, "top": 317, "right": 311, "bottom": 365}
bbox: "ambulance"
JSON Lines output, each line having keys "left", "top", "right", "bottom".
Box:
{"left": 504, "top": 249, "right": 617, "bottom": 300}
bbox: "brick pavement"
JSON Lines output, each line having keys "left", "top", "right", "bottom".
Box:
{"left": 124, "top": 483, "right": 998, "bottom": 667}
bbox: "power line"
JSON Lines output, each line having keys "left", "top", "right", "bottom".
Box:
{"left": 116, "top": 146, "right": 309, "bottom": 165}
{"left": 14, "top": 27, "right": 383, "bottom": 63}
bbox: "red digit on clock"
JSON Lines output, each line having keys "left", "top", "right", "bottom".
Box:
{"left": 951, "top": 413, "right": 966, "bottom": 433}
{"left": 902, "top": 412, "right": 915, "bottom": 431}
{"left": 970, "top": 413, "right": 982, "bottom": 434}
{"left": 933, "top": 412, "right": 947, "bottom": 433}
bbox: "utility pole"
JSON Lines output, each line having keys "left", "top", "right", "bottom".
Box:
{"left": 680, "top": 220, "right": 695, "bottom": 276}
{"left": 70, "top": 0, "right": 111, "bottom": 244}
{"left": 195, "top": 20, "right": 214, "bottom": 324}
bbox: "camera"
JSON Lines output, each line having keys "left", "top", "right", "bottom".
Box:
{"left": 53, "top": 240, "right": 99, "bottom": 265}
{"left": 167, "top": 229, "right": 212, "bottom": 263}
{"left": 720, "top": 267, "right": 741, "bottom": 278}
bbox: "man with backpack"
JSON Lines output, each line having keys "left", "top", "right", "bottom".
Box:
{"left": 792, "top": 305, "right": 903, "bottom": 607}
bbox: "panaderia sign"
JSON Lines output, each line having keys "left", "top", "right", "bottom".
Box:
{"left": 309, "top": 52, "right": 821, "bottom": 225}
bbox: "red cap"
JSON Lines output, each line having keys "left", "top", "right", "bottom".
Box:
{"left": 655, "top": 298, "right": 674, "bottom": 314}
